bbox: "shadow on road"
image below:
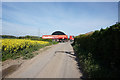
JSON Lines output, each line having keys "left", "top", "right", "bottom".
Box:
{"left": 2, "top": 63, "right": 22, "bottom": 79}
{"left": 55, "top": 51, "right": 74, "bottom": 56}
{"left": 55, "top": 50, "right": 85, "bottom": 80}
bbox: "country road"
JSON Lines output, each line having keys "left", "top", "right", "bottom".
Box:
{"left": 6, "top": 42, "right": 82, "bottom": 78}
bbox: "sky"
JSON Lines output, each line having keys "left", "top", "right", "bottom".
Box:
{"left": 2, "top": 2, "right": 118, "bottom": 37}
{"left": 2, "top": 0, "right": 120, "bottom": 2}
{"left": 118, "top": 1, "right": 120, "bottom": 22}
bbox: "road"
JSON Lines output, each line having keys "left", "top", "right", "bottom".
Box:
{"left": 6, "top": 42, "right": 82, "bottom": 78}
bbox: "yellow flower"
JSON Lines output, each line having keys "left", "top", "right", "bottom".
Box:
{"left": 4, "top": 48, "right": 6, "bottom": 51}
{"left": 2, "top": 39, "right": 49, "bottom": 54}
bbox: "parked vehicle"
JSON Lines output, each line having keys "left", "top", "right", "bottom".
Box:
{"left": 69, "top": 35, "right": 74, "bottom": 42}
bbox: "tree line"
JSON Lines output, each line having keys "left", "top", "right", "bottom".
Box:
{"left": 0, "top": 35, "right": 53, "bottom": 42}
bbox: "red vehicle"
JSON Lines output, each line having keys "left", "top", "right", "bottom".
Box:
{"left": 69, "top": 35, "right": 74, "bottom": 42}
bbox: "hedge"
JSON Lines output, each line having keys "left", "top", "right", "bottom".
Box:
{"left": 72, "top": 23, "right": 120, "bottom": 78}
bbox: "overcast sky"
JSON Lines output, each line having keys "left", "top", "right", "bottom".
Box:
{"left": 2, "top": 2, "right": 118, "bottom": 36}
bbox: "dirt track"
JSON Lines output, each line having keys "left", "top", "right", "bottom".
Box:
{"left": 6, "top": 42, "right": 82, "bottom": 78}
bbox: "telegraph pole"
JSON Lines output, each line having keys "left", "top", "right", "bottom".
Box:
{"left": 38, "top": 28, "right": 40, "bottom": 37}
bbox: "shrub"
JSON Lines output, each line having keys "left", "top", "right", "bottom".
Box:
{"left": 72, "top": 23, "right": 120, "bottom": 78}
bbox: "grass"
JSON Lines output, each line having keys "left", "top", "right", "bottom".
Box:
{"left": 73, "top": 44, "right": 100, "bottom": 78}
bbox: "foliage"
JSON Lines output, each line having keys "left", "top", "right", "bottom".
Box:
{"left": 73, "top": 23, "right": 120, "bottom": 78}
{"left": 0, "top": 35, "right": 17, "bottom": 39}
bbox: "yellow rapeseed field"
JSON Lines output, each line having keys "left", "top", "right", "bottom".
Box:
{"left": 1, "top": 39, "right": 49, "bottom": 53}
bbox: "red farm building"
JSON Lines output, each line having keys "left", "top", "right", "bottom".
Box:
{"left": 42, "top": 31, "right": 69, "bottom": 42}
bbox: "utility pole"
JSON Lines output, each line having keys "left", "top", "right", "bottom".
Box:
{"left": 38, "top": 28, "right": 40, "bottom": 37}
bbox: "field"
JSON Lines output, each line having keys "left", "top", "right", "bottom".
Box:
{"left": 1, "top": 39, "right": 52, "bottom": 61}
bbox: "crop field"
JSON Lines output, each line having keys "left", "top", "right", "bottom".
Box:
{"left": 1, "top": 39, "right": 50, "bottom": 61}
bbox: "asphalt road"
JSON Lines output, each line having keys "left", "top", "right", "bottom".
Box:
{"left": 7, "top": 42, "right": 82, "bottom": 78}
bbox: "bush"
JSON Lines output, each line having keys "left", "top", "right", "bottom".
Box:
{"left": 72, "top": 23, "right": 120, "bottom": 78}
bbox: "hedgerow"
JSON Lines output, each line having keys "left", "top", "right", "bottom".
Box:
{"left": 72, "top": 23, "right": 120, "bottom": 78}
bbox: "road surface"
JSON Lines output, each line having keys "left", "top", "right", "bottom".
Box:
{"left": 6, "top": 42, "right": 82, "bottom": 78}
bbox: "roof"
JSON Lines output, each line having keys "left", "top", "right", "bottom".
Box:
{"left": 52, "top": 31, "right": 66, "bottom": 35}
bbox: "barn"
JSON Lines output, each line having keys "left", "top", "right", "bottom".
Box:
{"left": 42, "top": 31, "right": 68, "bottom": 42}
